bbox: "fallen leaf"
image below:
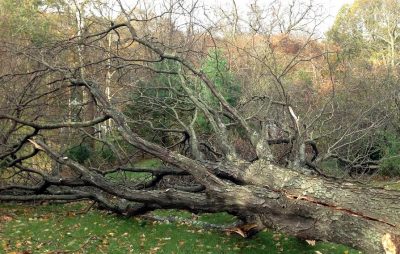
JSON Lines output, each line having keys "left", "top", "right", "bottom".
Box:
{"left": 306, "top": 240, "right": 316, "bottom": 246}
{"left": 36, "top": 242, "right": 44, "bottom": 249}
{"left": 273, "top": 233, "right": 281, "bottom": 241}
{"left": 0, "top": 215, "right": 13, "bottom": 222}
{"left": 149, "top": 247, "right": 161, "bottom": 254}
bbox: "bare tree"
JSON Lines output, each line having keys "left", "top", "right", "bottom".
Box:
{"left": 0, "top": 1, "right": 399, "bottom": 253}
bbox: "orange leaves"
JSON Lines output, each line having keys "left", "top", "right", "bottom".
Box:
{"left": 224, "top": 223, "right": 258, "bottom": 238}
{"left": 0, "top": 214, "right": 14, "bottom": 222}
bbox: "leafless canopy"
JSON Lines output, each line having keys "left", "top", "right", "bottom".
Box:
{"left": 0, "top": 1, "right": 399, "bottom": 253}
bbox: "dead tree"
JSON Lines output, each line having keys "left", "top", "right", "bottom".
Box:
{"left": 0, "top": 1, "right": 399, "bottom": 253}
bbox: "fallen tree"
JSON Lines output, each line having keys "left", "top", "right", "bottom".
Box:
{"left": 0, "top": 1, "right": 399, "bottom": 253}
{"left": 1, "top": 135, "right": 399, "bottom": 253}
{"left": 1, "top": 84, "right": 399, "bottom": 252}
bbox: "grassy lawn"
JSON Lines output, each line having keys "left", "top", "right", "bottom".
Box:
{"left": 0, "top": 202, "right": 360, "bottom": 254}
{"left": 105, "top": 159, "right": 162, "bottom": 182}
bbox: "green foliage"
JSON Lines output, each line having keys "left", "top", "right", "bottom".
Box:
{"left": 326, "top": 4, "right": 365, "bottom": 58}
{"left": 193, "top": 50, "right": 241, "bottom": 134}
{"left": 201, "top": 49, "right": 241, "bottom": 107}
{"left": 378, "top": 132, "right": 400, "bottom": 176}
{"left": 125, "top": 60, "right": 186, "bottom": 145}
{"left": 0, "top": 0, "right": 54, "bottom": 45}
{"left": 98, "top": 146, "right": 116, "bottom": 163}
{"left": 327, "top": 0, "right": 400, "bottom": 66}
{"left": 0, "top": 159, "right": 7, "bottom": 169}
{"left": 195, "top": 114, "right": 212, "bottom": 134}
{"left": 126, "top": 52, "right": 240, "bottom": 141}
{"left": 154, "top": 60, "right": 181, "bottom": 86}
{"left": 66, "top": 144, "right": 91, "bottom": 164}
{"left": 298, "top": 70, "right": 312, "bottom": 85}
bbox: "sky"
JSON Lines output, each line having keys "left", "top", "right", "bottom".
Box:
{"left": 201, "top": 0, "right": 354, "bottom": 34}
{"left": 115, "top": 0, "right": 355, "bottom": 35}
{"left": 314, "top": 0, "right": 354, "bottom": 32}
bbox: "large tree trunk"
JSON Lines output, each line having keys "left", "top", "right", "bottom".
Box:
{"left": 1, "top": 26, "right": 399, "bottom": 254}
{"left": 17, "top": 138, "right": 399, "bottom": 254}
{"left": 2, "top": 78, "right": 394, "bottom": 254}
{"left": 237, "top": 161, "right": 400, "bottom": 254}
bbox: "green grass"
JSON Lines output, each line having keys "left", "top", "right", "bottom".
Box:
{"left": 105, "top": 159, "right": 162, "bottom": 182}
{"left": 0, "top": 203, "right": 360, "bottom": 254}
{"left": 383, "top": 181, "right": 400, "bottom": 190}
{"left": 134, "top": 159, "right": 163, "bottom": 168}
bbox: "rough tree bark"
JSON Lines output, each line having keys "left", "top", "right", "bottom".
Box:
{"left": 3, "top": 137, "right": 399, "bottom": 254}
{"left": 2, "top": 78, "right": 397, "bottom": 253}
{"left": 0, "top": 5, "right": 399, "bottom": 254}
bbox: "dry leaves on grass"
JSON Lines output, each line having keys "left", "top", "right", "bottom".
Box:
{"left": 1, "top": 215, "right": 14, "bottom": 222}
{"left": 306, "top": 239, "right": 316, "bottom": 246}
